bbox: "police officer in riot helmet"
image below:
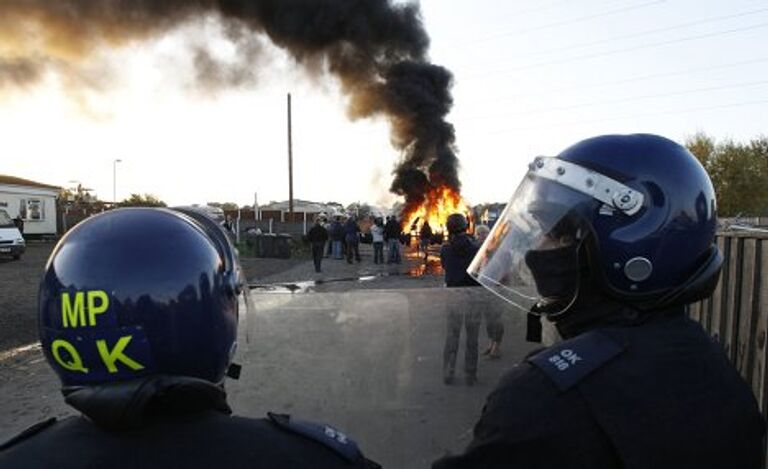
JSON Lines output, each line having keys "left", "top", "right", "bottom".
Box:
{"left": 0, "top": 208, "right": 378, "bottom": 468}
{"left": 433, "top": 134, "right": 764, "bottom": 468}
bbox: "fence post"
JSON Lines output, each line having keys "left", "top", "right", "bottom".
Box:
{"left": 236, "top": 208, "right": 241, "bottom": 244}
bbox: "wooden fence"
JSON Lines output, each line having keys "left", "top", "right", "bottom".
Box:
{"left": 687, "top": 231, "right": 768, "bottom": 464}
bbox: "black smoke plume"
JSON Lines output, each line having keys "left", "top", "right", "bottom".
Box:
{"left": 0, "top": 0, "right": 460, "bottom": 205}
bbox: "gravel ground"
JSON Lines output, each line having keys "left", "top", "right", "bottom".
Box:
{"left": 0, "top": 243, "right": 311, "bottom": 353}
{"left": 0, "top": 242, "right": 441, "bottom": 353}
{"left": 0, "top": 242, "right": 52, "bottom": 352}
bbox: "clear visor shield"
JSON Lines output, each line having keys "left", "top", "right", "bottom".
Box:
{"left": 239, "top": 264, "right": 257, "bottom": 346}
{"left": 468, "top": 174, "right": 589, "bottom": 316}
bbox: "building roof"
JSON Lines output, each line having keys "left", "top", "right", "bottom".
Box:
{"left": 0, "top": 174, "right": 61, "bottom": 191}
{"left": 261, "top": 200, "right": 328, "bottom": 212}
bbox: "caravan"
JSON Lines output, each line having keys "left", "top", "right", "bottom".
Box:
{"left": 0, "top": 209, "right": 25, "bottom": 260}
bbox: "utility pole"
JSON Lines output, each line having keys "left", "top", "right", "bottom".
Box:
{"left": 113, "top": 159, "right": 122, "bottom": 205}
{"left": 254, "top": 192, "right": 259, "bottom": 221}
{"left": 287, "top": 93, "right": 294, "bottom": 221}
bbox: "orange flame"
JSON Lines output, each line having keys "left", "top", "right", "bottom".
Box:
{"left": 402, "top": 185, "right": 471, "bottom": 234}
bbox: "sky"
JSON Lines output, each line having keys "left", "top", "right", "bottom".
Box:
{"left": 1, "top": 0, "right": 767, "bottom": 208}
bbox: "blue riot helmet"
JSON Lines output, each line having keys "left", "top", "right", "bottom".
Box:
{"left": 38, "top": 208, "right": 244, "bottom": 388}
{"left": 468, "top": 134, "right": 721, "bottom": 316}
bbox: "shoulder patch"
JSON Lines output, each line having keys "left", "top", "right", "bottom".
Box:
{"left": 528, "top": 330, "right": 625, "bottom": 391}
{"left": 0, "top": 417, "right": 57, "bottom": 451}
{"left": 267, "top": 412, "right": 362, "bottom": 462}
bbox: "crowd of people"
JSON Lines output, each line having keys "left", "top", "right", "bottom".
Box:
{"left": 307, "top": 214, "right": 417, "bottom": 272}
{"left": 307, "top": 211, "right": 505, "bottom": 387}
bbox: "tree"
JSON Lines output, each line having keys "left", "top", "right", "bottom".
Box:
{"left": 685, "top": 133, "right": 768, "bottom": 217}
{"left": 59, "top": 183, "right": 97, "bottom": 206}
{"left": 207, "top": 202, "right": 238, "bottom": 211}
{"left": 346, "top": 202, "right": 372, "bottom": 218}
{"left": 118, "top": 194, "right": 167, "bottom": 207}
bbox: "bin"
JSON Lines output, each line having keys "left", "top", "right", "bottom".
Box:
{"left": 274, "top": 234, "right": 292, "bottom": 259}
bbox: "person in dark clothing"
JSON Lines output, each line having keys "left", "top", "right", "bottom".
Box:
{"left": 384, "top": 216, "right": 402, "bottom": 264}
{"left": 433, "top": 134, "right": 764, "bottom": 468}
{"left": 324, "top": 218, "right": 333, "bottom": 256}
{"left": 307, "top": 218, "right": 329, "bottom": 273}
{"left": 344, "top": 217, "right": 361, "bottom": 264}
{"left": 439, "top": 213, "right": 482, "bottom": 386}
{"left": 0, "top": 208, "right": 378, "bottom": 469}
{"left": 419, "top": 222, "right": 433, "bottom": 260}
{"left": 222, "top": 216, "right": 233, "bottom": 233}
{"left": 13, "top": 215, "right": 24, "bottom": 234}
{"left": 330, "top": 217, "right": 345, "bottom": 260}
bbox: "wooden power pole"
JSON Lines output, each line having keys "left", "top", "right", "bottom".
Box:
{"left": 287, "top": 92, "right": 294, "bottom": 220}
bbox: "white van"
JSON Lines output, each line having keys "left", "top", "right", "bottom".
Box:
{"left": 0, "top": 209, "right": 25, "bottom": 260}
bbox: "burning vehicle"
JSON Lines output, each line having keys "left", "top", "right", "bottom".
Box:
{"left": 402, "top": 186, "right": 473, "bottom": 245}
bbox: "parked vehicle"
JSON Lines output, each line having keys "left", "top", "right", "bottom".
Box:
{"left": 0, "top": 209, "right": 25, "bottom": 260}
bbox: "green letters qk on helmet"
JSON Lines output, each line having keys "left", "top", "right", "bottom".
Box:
{"left": 38, "top": 208, "right": 242, "bottom": 388}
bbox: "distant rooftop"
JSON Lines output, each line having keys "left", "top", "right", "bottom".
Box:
{"left": 0, "top": 174, "right": 61, "bottom": 191}
{"left": 261, "top": 200, "right": 336, "bottom": 213}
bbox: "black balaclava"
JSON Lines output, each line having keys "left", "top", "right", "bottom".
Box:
{"left": 524, "top": 243, "right": 580, "bottom": 313}
{"left": 527, "top": 238, "right": 684, "bottom": 340}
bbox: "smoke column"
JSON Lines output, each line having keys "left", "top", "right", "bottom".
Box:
{"left": 0, "top": 0, "right": 459, "bottom": 206}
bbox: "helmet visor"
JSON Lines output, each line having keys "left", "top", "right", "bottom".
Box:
{"left": 468, "top": 172, "right": 591, "bottom": 315}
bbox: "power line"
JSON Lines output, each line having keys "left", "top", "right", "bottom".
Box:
{"left": 452, "top": 0, "right": 666, "bottom": 48}
{"left": 460, "top": 79, "right": 768, "bottom": 120}
{"left": 495, "top": 0, "right": 629, "bottom": 20}
{"left": 478, "top": 98, "right": 768, "bottom": 133}
{"left": 496, "top": 0, "right": 584, "bottom": 18}
{"left": 458, "top": 56, "right": 768, "bottom": 104}
{"left": 454, "top": 7, "right": 768, "bottom": 70}
{"left": 466, "top": 21, "right": 768, "bottom": 78}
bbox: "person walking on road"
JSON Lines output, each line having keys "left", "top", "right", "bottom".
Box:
{"left": 440, "top": 213, "right": 482, "bottom": 386}
{"left": 330, "top": 216, "right": 345, "bottom": 260}
{"left": 419, "top": 221, "right": 433, "bottom": 260}
{"left": 344, "top": 216, "right": 361, "bottom": 264}
{"left": 307, "top": 218, "right": 329, "bottom": 273}
{"left": 323, "top": 216, "right": 333, "bottom": 257}
{"left": 385, "top": 216, "right": 402, "bottom": 264}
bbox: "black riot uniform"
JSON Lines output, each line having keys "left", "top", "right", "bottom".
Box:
{"left": 443, "top": 134, "right": 766, "bottom": 467}
{"left": 0, "top": 208, "right": 378, "bottom": 469}
{"left": 1, "top": 377, "right": 377, "bottom": 469}
{"left": 433, "top": 309, "right": 764, "bottom": 468}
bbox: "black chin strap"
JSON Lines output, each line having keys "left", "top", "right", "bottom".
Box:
{"left": 526, "top": 313, "right": 543, "bottom": 343}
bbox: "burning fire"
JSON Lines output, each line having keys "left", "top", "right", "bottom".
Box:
{"left": 402, "top": 185, "right": 471, "bottom": 234}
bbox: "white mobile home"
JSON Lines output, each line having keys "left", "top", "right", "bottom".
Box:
{"left": 0, "top": 175, "right": 60, "bottom": 237}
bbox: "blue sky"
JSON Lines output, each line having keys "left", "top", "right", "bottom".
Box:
{"left": 1, "top": 0, "right": 766, "bottom": 207}
{"left": 424, "top": 0, "right": 768, "bottom": 202}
